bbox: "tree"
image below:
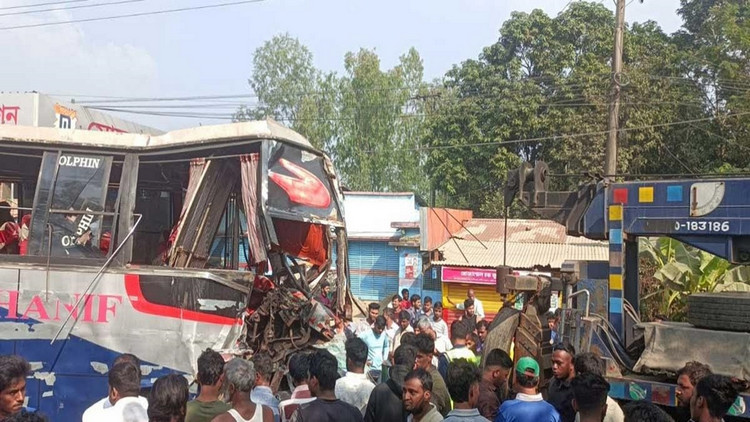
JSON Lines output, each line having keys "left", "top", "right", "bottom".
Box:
{"left": 235, "top": 33, "right": 333, "bottom": 149}
{"left": 238, "top": 2, "right": 750, "bottom": 209}
{"left": 237, "top": 35, "right": 429, "bottom": 194}
{"left": 332, "top": 48, "right": 428, "bottom": 193}
{"left": 422, "top": 2, "right": 717, "bottom": 215}
{"left": 676, "top": 0, "right": 750, "bottom": 170}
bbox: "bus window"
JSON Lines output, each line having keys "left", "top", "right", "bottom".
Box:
{"left": 135, "top": 273, "right": 246, "bottom": 320}
{"left": 164, "top": 158, "right": 239, "bottom": 269}
{"left": 132, "top": 189, "right": 174, "bottom": 265}
{"left": 206, "top": 194, "right": 251, "bottom": 270}
{"left": 28, "top": 152, "right": 114, "bottom": 259}
{"left": 0, "top": 182, "right": 30, "bottom": 255}
{"left": 130, "top": 159, "right": 187, "bottom": 265}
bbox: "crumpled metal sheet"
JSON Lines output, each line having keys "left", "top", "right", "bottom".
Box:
{"left": 634, "top": 322, "right": 750, "bottom": 380}
{"left": 244, "top": 282, "right": 337, "bottom": 363}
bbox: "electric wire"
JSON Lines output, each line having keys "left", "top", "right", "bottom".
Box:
{"left": 0, "top": 0, "right": 267, "bottom": 30}
{"left": 0, "top": 0, "right": 144, "bottom": 18}
{"left": 0, "top": 0, "right": 88, "bottom": 11}
{"left": 364, "top": 111, "right": 750, "bottom": 153}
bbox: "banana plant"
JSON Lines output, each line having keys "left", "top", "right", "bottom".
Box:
{"left": 639, "top": 238, "right": 750, "bottom": 320}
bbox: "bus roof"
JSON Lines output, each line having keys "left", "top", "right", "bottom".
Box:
{"left": 0, "top": 119, "right": 314, "bottom": 152}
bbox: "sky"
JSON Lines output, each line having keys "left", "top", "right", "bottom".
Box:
{"left": 0, "top": 0, "right": 685, "bottom": 131}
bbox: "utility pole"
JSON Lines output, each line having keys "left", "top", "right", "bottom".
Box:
{"left": 605, "top": 0, "right": 626, "bottom": 176}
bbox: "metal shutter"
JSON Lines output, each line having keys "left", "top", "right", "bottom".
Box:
{"left": 349, "top": 241, "right": 400, "bottom": 301}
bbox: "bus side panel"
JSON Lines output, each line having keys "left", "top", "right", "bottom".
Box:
{"left": 24, "top": 378, "right": 41, "bottom": 413}
{"left": 29, "top": 270, "right": 243, "bottom": 377}
{"left": 0, "top": 268, "right": 20, "bottom": 356}
{"left": 0, "top": 268, "right": 244, "bottom": 419}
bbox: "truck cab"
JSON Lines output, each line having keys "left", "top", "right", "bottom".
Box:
{"left": 498, "top": 161, "right": 750, "bottom": 418}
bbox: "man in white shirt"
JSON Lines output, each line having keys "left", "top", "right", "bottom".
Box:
{"left": 450, "top": 289, "right": 485, "bottom": 320}
{"left": 383, "top": 308, "right": 400, "bottom": 344}
{"left": 416, "top": 316, "right": 452, "bottom": 368}
{"left": 390, "top": 310, "right": 415, "bottom": 358}
{"left": 430, "top": 302, "right": 449, "bottom": 340}
{"left": 468, "top": 289, "right": 485, "bottom": 319}
{"left": 82, "top": 360, "right": 148, "bottom": 422}
{"left": 348, "top": 302, "right": 380, "bottom": 337}
{"left": 335, "top": 337, "right": 376, "bottom": 415}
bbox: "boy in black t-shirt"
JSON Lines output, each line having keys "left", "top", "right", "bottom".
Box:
{"left": 290, "top": 349, "right": 363, "bottom": 422}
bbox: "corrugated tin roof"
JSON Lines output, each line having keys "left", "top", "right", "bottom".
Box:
{"left": 435, "top": 219, "right": 607, "bottom": 269}
{"left": 455, "top": 218, "right": 571, "bottom": 243}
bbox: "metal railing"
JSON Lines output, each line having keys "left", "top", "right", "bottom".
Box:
{"left": 559, "top": 289, "right": 591, "bottom": 347}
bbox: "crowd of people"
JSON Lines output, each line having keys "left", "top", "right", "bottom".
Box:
{"left": 0, "top": 288, "right": 741, "bottom": 422}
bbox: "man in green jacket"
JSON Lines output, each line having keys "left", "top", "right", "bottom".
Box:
{"left": 414, "top": 333, "right": 452, "bottom": 416}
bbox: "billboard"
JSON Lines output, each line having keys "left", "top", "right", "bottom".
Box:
{"left": 0, "top": 92, "right": 162, "bottom": 134}
{"left": 441, "top": 266, "right": 497, "bottom": 285}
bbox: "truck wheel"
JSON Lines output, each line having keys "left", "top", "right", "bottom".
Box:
{"left": 687, "top": 292, "right": 750, "bottom": 332}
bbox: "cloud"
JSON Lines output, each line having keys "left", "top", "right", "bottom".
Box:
{"left": 0, "top": 8, "right": 157, "bottom": 98}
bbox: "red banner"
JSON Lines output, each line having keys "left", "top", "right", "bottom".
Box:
{"left": 441, "top": 266, "right": 496, "bottom": 285}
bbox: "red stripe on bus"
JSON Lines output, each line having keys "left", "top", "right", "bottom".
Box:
{"left": 124, "top": 274, "right": 240, "bottom": 326}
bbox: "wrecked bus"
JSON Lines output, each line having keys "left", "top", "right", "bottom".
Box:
{"left": 0, "top": 120, "right": 352, "bottom": 419}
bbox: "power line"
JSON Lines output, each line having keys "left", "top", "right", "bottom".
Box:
{"left": 66, "top": 75, "right": 750, "bottom": 107}
{"left": 72, "top": 79, "right": 749, "bottom": 123}
{"left": 383, "top": 111, "right": 750, "bottom": 153}
{"left": 0, "top": 0, "right": 145, "bottom": 18}
{"left": 88, "top": 106, "right": 238, "bottom": 119}
{"left": 84, "top": 87, "right": 743, "bottom": 122}
{"left": 71, "top": 93, "right": 261, "bottom": 104}
{"left": 52, "top": 74, "right": 750, "bottom": 123}
{"left": 656, "top": 138, "right": 695, "bottom": 174}
{"left": 85, "top": 102, "right": 253, "bottom": 109}
{"left": 88, "top": 100, "right": 706, "bottom": 121}
{"left": 686, "top": 121, "right": 750, "bottom": 153}
{"left": 0, "top": 0, "right": 267, "bottom": 30}
{"left": 103, "top": 109, "right": 745, "bottom": 151}
{"left": 0, "top": 0, "right": 88, "bottom": 11}
{"left": 87, "top": 99, "right": 707, "bottom": 120}
{"left": 60, "top": 74, "right": 616, "bottom": 103}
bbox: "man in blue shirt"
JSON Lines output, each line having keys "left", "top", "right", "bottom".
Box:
{"left": 251, "top": 353, "right": 281, "bottom": 422}
{"left": 546, "top": 312, "right": 560, "bottom": 344}
{"left": 358, "top": 316, "right": 389, "bottom": 383}
{"left": 495, "top": 357, "right": 560, "bottom": 422}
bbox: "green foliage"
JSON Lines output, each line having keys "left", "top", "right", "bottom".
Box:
{"left": 673, "top": 0, "right": 750, "bottom": 169}
{"left": 421, "top": 1, "right": 750, "bottom": 215}
{"left": 334, "top": 48, "right": 428, "bottom": 193}
{"left": 239, "top": 1, "right": 750, "bottom": 214}
{"left": 235, "top": 35, "right": 317, "bottom": 132}
{"left": 639, "top": 238, "right": 750, "bottom": 320}
{"left": 421, "top": 2, "right": 710, "bottom": 215}
{"left": 236, "top": 36, "right": 427, "bottom": 195}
